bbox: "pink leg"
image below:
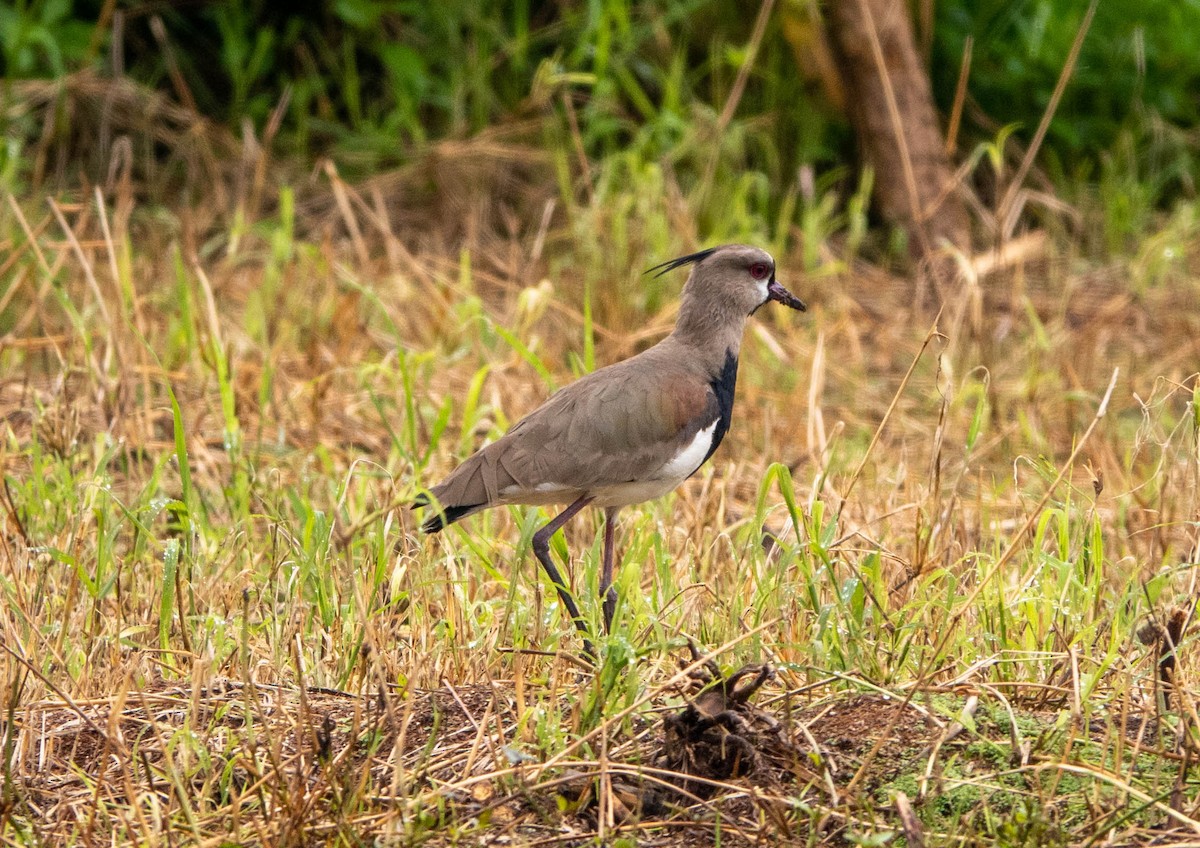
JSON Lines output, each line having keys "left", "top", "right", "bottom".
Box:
{"left": 599, "top": 507, "right": 619, "bottom": 633}
{"left": 531, "top": 495, "right": 595, "bottom": 656}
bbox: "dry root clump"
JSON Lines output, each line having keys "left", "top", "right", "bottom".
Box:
{"left": 653, "top": 644, "right": 790, "bottom": 799}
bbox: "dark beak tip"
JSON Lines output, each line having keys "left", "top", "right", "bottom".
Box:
{"left": 768, "top": 280, "right": 807, "bottom": 312}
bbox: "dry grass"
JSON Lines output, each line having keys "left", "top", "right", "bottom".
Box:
{"left": 2, "top": 101, "right": 1200, "bottom": 844}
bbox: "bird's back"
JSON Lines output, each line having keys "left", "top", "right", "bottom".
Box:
{"left": 421, "top": 337, "right": 730, "bottom": 530}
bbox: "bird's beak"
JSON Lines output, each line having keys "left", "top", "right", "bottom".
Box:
{"left": 767, "top": 279, "right": 806, "bottom": 311}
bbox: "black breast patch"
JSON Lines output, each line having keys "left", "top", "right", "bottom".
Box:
{"left": 696, "top": 349, "right": 738, "bottom": 471}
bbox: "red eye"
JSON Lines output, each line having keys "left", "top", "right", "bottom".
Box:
{"left": 749, "top": 263, "right": 770, "bottom": 280}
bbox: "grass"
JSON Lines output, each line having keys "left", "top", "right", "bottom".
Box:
{"left": 2, "top": 112, "right": 1200, "bottom": 845}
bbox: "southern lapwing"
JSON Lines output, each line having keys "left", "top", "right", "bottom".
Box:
{"left": 417, "top": 245, "right": 805, "bottom": 655}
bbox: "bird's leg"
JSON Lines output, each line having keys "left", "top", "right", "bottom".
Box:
{"left": 531, "top": 495, "right": 595, "bottom": 653}
{"left": 600, "top": 507, "right": 619, "bottom": 633}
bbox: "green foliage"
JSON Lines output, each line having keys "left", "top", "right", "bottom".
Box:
{"left": 5, "top": 2, "right": 839, "bottom": 188}
{"left": 0, "top": 0, "right": 94, "bottom": 77}
{"left": 934, "top": 0, "right": 1200, "bottom": 195}
{"left": 5, "top": 1, "right": 1200, "bottom": 238}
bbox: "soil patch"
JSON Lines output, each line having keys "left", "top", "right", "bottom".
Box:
{"left": 8, "top": 672, "right": 1190, "bottom": 846}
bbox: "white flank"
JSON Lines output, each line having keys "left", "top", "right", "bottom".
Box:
{"left": 658, "top": 419, "right": 718, "bottom": 480}
{"left": 501, "top": 481, "right": 565, "bottom": 496}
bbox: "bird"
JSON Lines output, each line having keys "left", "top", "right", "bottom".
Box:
{"left": 417, "top": 244, "right": 806, "bottom": 656}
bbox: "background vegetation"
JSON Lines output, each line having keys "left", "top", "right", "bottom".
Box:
{"left": 3, "top": 1, "right": 1199, "bottom": 231}
{"left": 2, "top": 1, "right": 1200, "bottom": 846}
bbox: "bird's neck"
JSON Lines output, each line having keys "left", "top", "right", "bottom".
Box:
{"left": 669, "top": 301, "right": 748, "bottom": 371}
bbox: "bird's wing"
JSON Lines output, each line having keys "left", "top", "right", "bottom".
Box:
{"left": 427, "top": 356, "right": 720, "bottom": 510}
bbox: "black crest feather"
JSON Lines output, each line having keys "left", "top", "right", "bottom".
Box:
{"left": 645, "top": 247, "right": 720, "bottom": 278}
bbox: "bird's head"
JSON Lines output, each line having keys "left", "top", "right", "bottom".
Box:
{"left": 649, "top": 244, "right": 806, "bottom": 318}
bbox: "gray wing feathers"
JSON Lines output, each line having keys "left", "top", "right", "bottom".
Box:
{"left": 427, "top": 440, "right": 516, "bottom": 508}
{"left": 427, "top": 349, "right": 716, "bottom": 511}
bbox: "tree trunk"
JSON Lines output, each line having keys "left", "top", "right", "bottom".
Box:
{"left": 824, "top": 0, "right": 971, "bottom": 259}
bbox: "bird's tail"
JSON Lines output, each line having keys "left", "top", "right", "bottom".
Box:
{"left": 412, "top": 493, "right": 482, "bottom": 533}
{"left": 416, "top": 445, "right": 512, "bottom": 533}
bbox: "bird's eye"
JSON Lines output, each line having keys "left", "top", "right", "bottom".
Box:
{"left": 749, "top": 263, "right": 770, "bottom": 280}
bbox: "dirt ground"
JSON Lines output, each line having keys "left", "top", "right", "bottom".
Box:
{"left": 9, "top": 654, "right": 1191, "bottom": 846}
